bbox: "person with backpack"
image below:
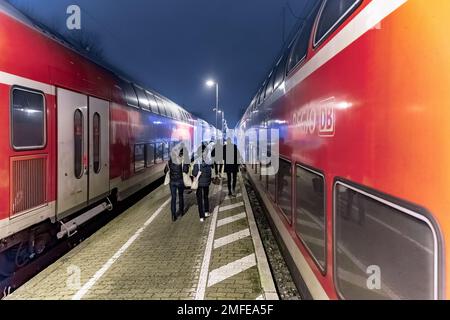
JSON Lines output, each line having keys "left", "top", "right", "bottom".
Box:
{"left": 165, "top": 145, "right": 190, "bottom": 222}
{"left": 192, "top": 144, "right": 213, "bottom": 222}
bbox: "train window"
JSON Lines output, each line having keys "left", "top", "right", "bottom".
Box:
{"left": 93, "top": 112, "right": 101, "bottom": 174}
{"left": 274, "top": 54, "right": 288, "bottom": 90}
{"left": 146, "top": 91, "right": 160, "bottom": 114}
{"left": 133, "top": 85, "right": 150, "bottom": 110}
{"left": 119, "top": 80, "right": 139, "bottom": 108}
{"left": 74, "top": 109, "right": 84, "bottom": 179}
{"left": 277, "top": 158, "right": 292, "bottom": 221}
{"left": 170, "top": 103, "right": 181, "bottom": 120}
{"left": 170, "top": 141, "right": 179, "bottom": 154}
{"left": 166, "top": 100, "right": 176, "bottom": 119}
{"left": 155, "top": 142, "right": 164, "bottom": 163}
{"left": 264, "top": 72, "right": 275, "bottom": 99}
{"left": 257, "top": 86, "right": 265, "bottom": 105}
{"left": 295, "top": 165, "right": 326, "bottom": 270}
{"left": 156, "top": 97, "right": 168, "bottom": 117}
{"left": 11, "top": 87, "right": 46, "bottom": 150}
{"left": 134, "top": 144, "right": 145, "bottom": 172}
{"left": 145, "top": 143, "right": 155, "bottom": 167}
{"left": 287, "top": 1, "right": 322, "bottom": 73}
{"left": 334, "top": 182, "right": 438, "bottom": 300}
{"left": 163, "top": 143, "right": 170, "bottom": 161}
{"left": 314, "top": 0, "right": 362, "bottom": 48}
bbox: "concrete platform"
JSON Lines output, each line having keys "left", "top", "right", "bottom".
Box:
{"left": 6, "top": 174, "right": 278, "bottom": 300}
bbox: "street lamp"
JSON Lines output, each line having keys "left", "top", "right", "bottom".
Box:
{"left": 206, "top": 79, "right": 219, "bottom": 141}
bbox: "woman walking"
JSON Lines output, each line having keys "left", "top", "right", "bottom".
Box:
{"left": 165, "top": 146, "right": 189, "bottom": 222}
{"left": 192, "top": 144, "right": 213, "bottom": 222}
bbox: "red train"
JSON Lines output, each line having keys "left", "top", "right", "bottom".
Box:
{"left": 0, "top": 2, "right": 213, "bottom": 277}
{"left": 237, "top": 0, "right": 450, "bottom": 299}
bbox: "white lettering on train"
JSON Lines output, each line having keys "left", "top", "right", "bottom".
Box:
{"left": 293, "top": 98, "right": 336, "bottom": 137}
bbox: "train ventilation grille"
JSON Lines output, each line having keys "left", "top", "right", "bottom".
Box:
{"left": 11, "top": 155, "right": 47, "bottom": 217}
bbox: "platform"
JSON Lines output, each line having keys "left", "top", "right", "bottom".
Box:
{"left": 5, "top": 174, "right": 278, "bottom": 300}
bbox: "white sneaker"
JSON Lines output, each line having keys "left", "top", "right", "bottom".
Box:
{"left": 205, "top": 212, "right": 211, "bottom": 218}
{"left": 200, "top": 218, "right": 205, "bottom": 222}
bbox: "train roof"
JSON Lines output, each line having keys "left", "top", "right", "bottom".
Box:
{"left": 0, "top": 0, "right": 203, "bottom": 125}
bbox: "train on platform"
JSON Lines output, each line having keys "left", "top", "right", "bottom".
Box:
{"left": 237, "top": 0, "right": 450, "bottom": 300}
{"left": 0, "top": 1, "right": 214, "bottom": 278}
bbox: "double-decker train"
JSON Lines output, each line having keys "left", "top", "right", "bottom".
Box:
{"left": 237, "top": 0, "right": 450, "bottom": 300}
{"left": 0, "top": 1, "right": 213, "bottom": 277}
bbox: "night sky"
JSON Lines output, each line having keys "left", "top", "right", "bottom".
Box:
{"left": 8, "top": 0, "right": 314, "bottom": 127}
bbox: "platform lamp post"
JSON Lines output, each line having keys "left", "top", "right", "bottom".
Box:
{"left": 206, "top": 80, "right": 219, "bottom": 142}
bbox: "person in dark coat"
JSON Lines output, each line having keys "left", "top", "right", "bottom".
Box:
{"left": 192, "top": 144, "right": 213, "bottom": 222}
{"left": 211, "top": 140, "right": 224, "bottom": 179}
{"left": 165, "top": 146, "right": 189, "bottom": 222}
{"left": 223, "top": 138, "right": 241, "bottom": 197}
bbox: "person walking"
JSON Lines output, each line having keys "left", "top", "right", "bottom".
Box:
{"left": 211, "top": 140, "right": 224, "bottom": 179}
{"left": 192, "top": 144, "right": 213, "bottom": 222}
{"left": 165, "top": 147, "right": 189, "bottom": 222}
{"left": 223, "top": 138, "right": 241, "bottom": 197}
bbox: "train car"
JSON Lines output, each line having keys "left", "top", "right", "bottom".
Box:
{"left": 237, "top": 0, "right": 450, "bottom": 300}
{"left": 0, "top": 2, "right": 209, "bottom": 277}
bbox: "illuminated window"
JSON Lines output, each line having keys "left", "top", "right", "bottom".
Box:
{"left": 11, "top": 87, "right": 46, "bottom": 150}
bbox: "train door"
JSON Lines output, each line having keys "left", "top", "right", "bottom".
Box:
{"left": 57, "top": 88, "right": 88, "bottom": 216}
{"left": 88, "top": 97, "right": 110, "bottom": 202}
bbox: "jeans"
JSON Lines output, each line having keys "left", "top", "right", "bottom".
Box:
{"left": 226, "top": 172, "right": 237, "bottom": 194}
{"left": 170, "top": 184, "right": 185, "bottom": 217}
{"left": 196, "top": 186, "right": 210, "bottom": 219}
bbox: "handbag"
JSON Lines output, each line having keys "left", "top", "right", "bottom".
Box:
{"left": 191, "top": 170, "right": 202, "bottom": 191}
{"left": 182, "top": 160, "right": 192, "bottom": 188}
{"left": 164, "top": 169, "right": 170, "bottom": 186}
{"left": 183, "top": 172, "right": 192, "bottom": 188}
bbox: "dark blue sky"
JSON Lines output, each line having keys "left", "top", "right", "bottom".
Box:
{"left": 8, "top": 0, "right": 313, "bottom": 127}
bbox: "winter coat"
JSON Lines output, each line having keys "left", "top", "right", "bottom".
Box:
{"left": 223, "top": 144, "right": 241, "bottom": 173}
{"left": 165, "top": 158, "right": 189, "bottom": 187}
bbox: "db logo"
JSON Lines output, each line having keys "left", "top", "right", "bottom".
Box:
{"left": 319, "top": 99, "right": 335, "bottom": 137}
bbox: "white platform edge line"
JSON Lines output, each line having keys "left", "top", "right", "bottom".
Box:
{"left": 207, "top": 254, "right": 256, "bottom": 288}
{"left": 72, "top": 197, "right": 171, "bottom": 300}
{"left": 239, "top": 174, "right": 279, "bottom": 300}
{"left": 216, "top": 212, "right": 246, "bottom": 227}
{"left": 213, "top": 228, "right": 251, "bottom": 250}
{"left": 195, "top": 183, "right": 223, "bottom": 300}
{"left": 219, "top": 202, "right": 245, "bottom": 212}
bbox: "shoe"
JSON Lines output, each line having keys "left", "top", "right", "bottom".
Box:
{"left": 200, "top": 218, "right": 205, "bottom": 222}
{"left": 205, "top": 212, "right": 211, "bottom": 218}
{"left": 228, "top": 192, "right": 232, "bottom": 197}
{"left": 172, "top": 214, "right": 177, "bottom": 222}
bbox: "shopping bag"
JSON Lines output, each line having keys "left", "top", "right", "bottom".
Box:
{"left": 191, "top": 171, "right": 202, "bottom": 190}
{"left": 164, "top": 170, "right": 170, "bottom": 186}
{"left": 183, "top": 172, "right": 192, "bottom": 188}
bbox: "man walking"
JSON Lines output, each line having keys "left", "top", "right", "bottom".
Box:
{"left": 223, "top": 138, "right": 241, "bottom": 197}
